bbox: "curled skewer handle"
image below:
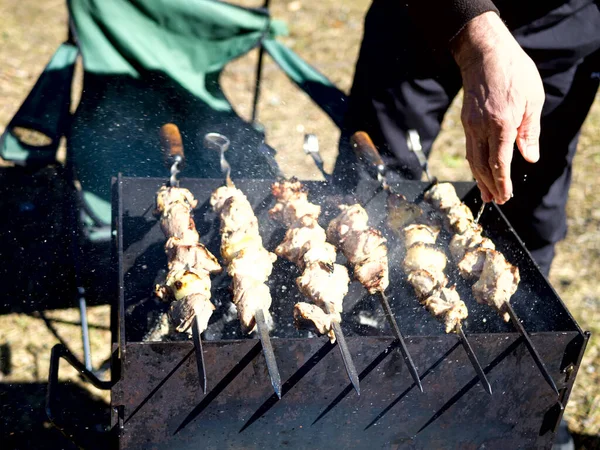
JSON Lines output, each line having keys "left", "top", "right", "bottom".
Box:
{"left": 350, "top": 131, "right": 386, "bottom": 179}
{"left": 160, "top": 123, "right": 185, "bottom": 167}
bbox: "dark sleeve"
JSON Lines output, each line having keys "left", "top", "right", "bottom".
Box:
{"left": 406, "top": 0, "right": 499, "bottom": 50}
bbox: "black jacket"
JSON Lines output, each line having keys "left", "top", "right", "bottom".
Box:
{"left": 407, "top": 0, "right": 598, "bottom": 49}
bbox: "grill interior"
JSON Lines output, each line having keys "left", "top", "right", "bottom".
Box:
{"left": 117, "top": 177, "right": 579, "bottom": 343}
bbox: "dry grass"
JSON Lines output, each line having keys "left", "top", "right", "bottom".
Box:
{"left": 0, "top": 0, "right": 598, "bottom": 443}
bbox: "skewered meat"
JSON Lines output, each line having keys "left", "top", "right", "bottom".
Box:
{"left": 444, "top": 203, "right": 475, "bottom": 234}
{"left": 227, "top": 247, "right": 277, "bottom": 283}
{"left": 212, "top": 184, "right": 276, "bottom": 333}
{"left": 403, "top": 224, "right": 439, "bottom": 248}
{"left": 403, "top": 242, "right": 447, "bottom": 274}
{"left": 269, "top": 178, "right": 321, "bottom": 226}
{"left": 155, "top": 185, "right": 197, "bottom": 214}
{"left": 293, "top": 302, "right": 336, "bottom": 342}
{"left": 232, "top": 276, "right": 274, "bottom": 333}
{"left": 271, "top": 180, "right": 350, "bottom": 342}
{"left": 326, "top": 204, "right": 369, "bottom": 246}
{"left": 387, "top": 189, "right": 468, "bottom": 333}
{"left": 328, "top": 204, "right": 390, "bottom": 294}
{"left": 473, "top": 251, "right": 520, "bottom": 322}
{"left": 296, "top": 262, "right": 350, "bottom": 316}
{"left": 154, "top": 186, "right": 220, "bottom": 334}
{"left": 424, "top": 182, "right": 461, "bottom": 210}
{"left": 165, "top": 238, "right": 222, "bottom": 275}
{"left": 422, "top": 286, "right": 468, "bottom": 333}
{"left": 407, "top": 269, "right": 448, "bottom": 300}
{"left": 458, "top": 247, "right": 494, "bottom": 280}
{"left": 275, "top": 215, "right": 329, "bottom": 268}
{"left": 424, "top": 182, "right": 520, "bottom": 321}
{"left": 449, "top": 226, "right": 495, "bottom": 261}
{"left": 169, "top": 293, "right": 216, "bottom": 333}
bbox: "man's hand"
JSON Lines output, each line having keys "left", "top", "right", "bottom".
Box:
{"left": 450, "top": 12, "right": 544, "bottom": 204}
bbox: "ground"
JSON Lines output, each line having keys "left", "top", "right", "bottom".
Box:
{"left": 0, "top": 0, "right": 598, "bottom": 448}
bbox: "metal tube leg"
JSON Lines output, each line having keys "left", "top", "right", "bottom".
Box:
{"left": 78, "top": 287, "right": 92, "bottom": 371}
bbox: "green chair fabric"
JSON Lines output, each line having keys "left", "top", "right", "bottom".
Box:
{"left": 1, "top": 0, "right": 347, "bottom": 233}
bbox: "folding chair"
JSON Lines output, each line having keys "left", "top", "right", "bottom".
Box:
{"left": 1, "top": 0, "right": 347, "bottom": 374}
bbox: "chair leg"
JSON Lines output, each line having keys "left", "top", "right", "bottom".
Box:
{"left": 78, "top": 286, "right": 93, "bottom": 371}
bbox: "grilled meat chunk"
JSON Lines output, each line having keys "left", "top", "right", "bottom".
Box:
{"left": 232, "top": 275, "right": 274, "bottom": 333}
{"left": 326, "top": 204, "right": 369, "bottom": 246}
{"left": 444, "top": 203, "right": 475, "bottom": 234}
{"left": 458, "top": 247, "right": 495, "bottom": 280}
{"left": 155, "top": 185, "right": 197, "bottom": 215}
{"left": 422, "top": 286, "right": 468, "bottom": 333}
{"left": 449, "top": 227, "right": 495, "bottom": 261}
{"left": 296, "top": 262, "right": 350, "bottom": 316}
{"left": 270, "top": 179, "right": 321, "bottom": 226}
{"left": 275, "top": 215, "right": 328, "bottom": 267}
{"left": 403, "top": 242, "right": 447, "bottom": 274}
{"left": 169, "top": 293, "right": 216, "bottom": 333}
{"left": 472, "top": 251, "right": 520, "bottom": 322}
{"left": 165, "top": 238, "right": 222, "bottom": 274}
{"left": 227, "top": 247, "right": 277, "bottom": 283}
{"left": 407, "top": 269, "right": 448, "bottom": 300}
{"left": 159, "top": 203, "right": 200, "bottom": 243}
{"left": 424, "top": 182, "right": 462, "bottom": 211}
{"left": 329, "top": 204, "right": 390, "bottom": 294}
{"left": 403, "top": 224, "right": 439, "bottom": 248}
{"left": 293, "top": 302, "right": 337, "bottom": 343}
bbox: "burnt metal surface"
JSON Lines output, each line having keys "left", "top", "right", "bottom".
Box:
{"left": 112, "top": 333, "right": 582, "bottom": 450}
{"left": 110, "top": 177, "right": 588, "bottom": 450}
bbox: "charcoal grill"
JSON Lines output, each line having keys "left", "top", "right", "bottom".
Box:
{"left": 47, "top": 174, "right": 589, "bottom": 449}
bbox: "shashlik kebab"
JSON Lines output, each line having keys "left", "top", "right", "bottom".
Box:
{"left": 210, "top": 185, "right": 277, "bottom": 333}
{"left": 424, "top": 182, "right": 560, "bottom": 396}
{"left": 152, "top": 123, "right": 214, "bottom": 394}
{"left": 154, "top": 186, "right": 222, "bottom": 333}
{"left": 386, "top": 190, "right": 493, "bottom": 395}
{"left": 424, "top": 183, "right": 520, "bottom": 322}
{"left": 327, "top": 200, "right": 424, "bottom": 392}
{"left": 269, "top": 179, "right": 360, "bottom": 394}
{"left": 210, "top": 179, "right": 282, "bottom": 399}
{"left": 387, "top": 193, "right": 469, "bottom": 333}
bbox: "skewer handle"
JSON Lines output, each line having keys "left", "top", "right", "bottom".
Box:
{"left": 350, "top": 131, "right": 386, "bottom": 179}
{"left": 160, "top": 123, "right": 185, "bottom": 167}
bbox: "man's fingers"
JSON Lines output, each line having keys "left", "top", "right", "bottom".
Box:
{"left": 516, "top": 102, "right": 542, "bottom": 163}
{"left": 466, "top": 133, "right": 496, "bottom": 202}
{"left": 488, "top": 129, "right": 517, "bottom": 204}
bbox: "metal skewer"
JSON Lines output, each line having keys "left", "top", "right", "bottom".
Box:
{"left": 204, "top": 132, "right": 283, "bottom": 399}
{"left": 379, "top": 291, "right": 423, "bottom": 392}
{"left": 255, "top": 309, "right": 283, "bottom": 399}
{"left": 325, "top": 303, "right": 361, "bottom": 395}
{"left": 455, "top": 323, "right": 492, "bottom": 395}
{"left": 191, "top": 318, "right": 208, "bottom": 393}
{"left": 304, "top": 134, "right": 333, "bottom": 184}
{"left": 160, "top": 123, "right": 207, "bottom": 394}
{"left": 473, "top": 202, "right": 486, "bottom": 225}
{"left": 505, "top": 303, "right": 560, "bottom": 396}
